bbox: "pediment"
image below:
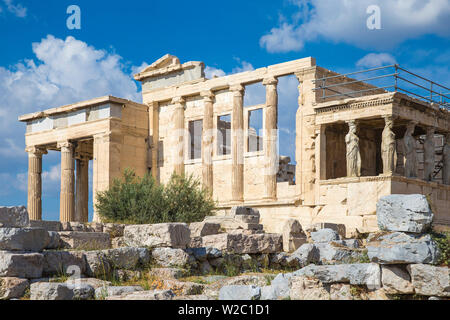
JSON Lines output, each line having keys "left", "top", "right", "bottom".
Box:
{"left": 139, "top": 54, "right": 180, "bottom": 74}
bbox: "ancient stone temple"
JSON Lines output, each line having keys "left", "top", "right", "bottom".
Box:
{"left": 19, "top": 54, "right": 450, "bottom": 236}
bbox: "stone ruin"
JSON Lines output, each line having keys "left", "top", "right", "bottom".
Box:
{"left": 17, "top": 54, "right": 450, "bottom": 237}
{"left": 0, "top": 194, "right": 448, "bottom": 300}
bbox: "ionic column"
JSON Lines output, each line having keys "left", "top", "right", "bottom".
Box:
{"left": 231, "top": 84, "right": 245, "bottom": 203}
{"left": 26, "top": 146, "right": 47, "bottom": 220}
{"left": 262, "top": 76, "right": 278, "bottom": 200}
{"left": 75, "top": 156, "right": 89, "bottom": 222}
{"left": 423, "top": 126, "right": 435, "bottom": 182}
{"left": 172, "top": 97, "right": 185, "bottom": 176}
{"left": 58, "top": 141, "right": 75, "bottom": 222}
{"left": 201, "top": 90, "right": 214, "bottom": 192}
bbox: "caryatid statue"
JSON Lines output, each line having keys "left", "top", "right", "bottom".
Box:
{"left": 345, "top": 120, "right": 361, "bottom": 177}
{"left": 423, "top": 126, "right": 435, "bottom": 182}
{"left": 403, "top": 121, "right": 417, "bottom": 178}
{"left": 381, "top": 116, "right": 396, "bottom": 175}
{"left": 443, "top": 133, "right": 450, "bottom": 185}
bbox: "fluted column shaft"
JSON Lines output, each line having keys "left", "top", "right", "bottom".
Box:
{"left": 27, "top": 147, "right": 47, "bottom": 220}
{"left": 263, "top": 77, "right": 278, "bottom": 200}
{"left": 231, "top": 84, "right": 245, "bottom": 203}
{"left": 201, "top": 91, "right": 214, "bottom": 192}
{"left": 172, "top": 97, "right": 185, "bottom": 176}
{"left": 75, "top": 156, "right": 89, "bottom": 222}
{"left": 59, "top": 141, "right": 75, "bottom": 222}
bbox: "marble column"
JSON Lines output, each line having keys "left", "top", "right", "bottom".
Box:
{"left": 231, "top": 84, "right": 245, "bottom": 203}
{"left": 58, "top": 141, "right": 75, "bottom": 222}
{"left": 172, "top": 97, "right": 185, "bottom": 176}
{"left": 345, "top": 120, "right": 361, "bottom": 177}
{"left": 262, "top": 76, "right": 278, "bottom": 200}
{"left": 201, "top": 90, "right": 214, "bottom": 192}
{"left": 149, "top": 101, "right": 160, "bottom": 182}
{"left": 75, "top": 156, "right": 89, "bottom": 222}
{"left": 403, "top": 121, "right": 417, "bottom": 178}
{"left": 423, "top": 126, "right": 435, "bottom": 182}
{"left": 381, "top": 115, "right": 397, "bottom": 175}
{"left": 443, "top": 133, "right": 450, "bottom": 185}
{"left": 26, "top": 146, "right": 47, "bottom": 220}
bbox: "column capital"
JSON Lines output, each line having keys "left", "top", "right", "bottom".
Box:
{"left": 201, "top": 90, "right": 215, "bottom": 102}
{"left": 57, "top": 141, "right": 74, "bottom": 151}
{"left": 25, "top": 146, "right": 47, "bottom": 156}
{"left": 262, "top": 76, "right": 278, "bottom": 86}
{"left": 171, "top": 96, "right": 185, "bottom": 105}
{"left": 229, "top": 84, "right": 245, "bottom": 94}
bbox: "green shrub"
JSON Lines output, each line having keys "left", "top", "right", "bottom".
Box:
{"left": 430, "top": 231, "right": 450, "bottom": 266}
{"left": 95, "top": 169, "right": 216, "bottom": 224}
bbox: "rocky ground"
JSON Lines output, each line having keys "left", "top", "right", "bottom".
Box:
{"left": 0, "top": 194, "right": 448, "bottom": 300}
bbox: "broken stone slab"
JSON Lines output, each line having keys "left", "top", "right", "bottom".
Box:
{"left": 408, "top": 264, "right": 449, "bottom": 297}
{"left": 262, "top": 273, "right": 291, "bottom": 300}
{"left": 62, "top": 222, "right": 95, "bottom": 232}
{"left": 0, "top": 227, "right": 50, "bottom": 252}
{"left": 308, "top": 223, "right": 346, "bottom": 239}
{"left": 30, "top": 282, "right": 94, "bottom": 300}
{"left": 310, "top": 228, "right": 340, "bottom": 243}
{"left": 381, "top": 265, "right": 414, "bottom": 294}
{"left": 329, "top": 283, "right": 353, "bottom": 300}
{"left": 29, "top": 220, "right": 62, "bottom": 232}
{"left": 105, "top": 289, "right": 174, "bottom": 300}
{"left": 101, "top": 247, "right": 150, "bottom": 270}
{"left": 367, "top": 232, "right": 440, "bottom": 264}
{"left": 83, "top": 251, "right": 111, "bottom": 278}
{"left": 282, "top": 219, "right": 307, "bottom": 253}
{"left": 65, "top": 278, "right": 111, "bottom": 290}
{"left": 315, "top": 242, "right": 363, "bottom": 264}
{"left": 59, "top": 231, "right": 111, "bottom": 250}
{"left": 151, "top": 247, "right": 191, "bottom": 268}
{"left": 234, "top": 214, "right": 260, "bottom": 224}
{"left": 0, "top": 206, "right": 29, "bottom": 228}
{"left": 219, "top": 285, "right": 261, "bottom": 300}
{"left": 154, "top": 279, "right": 204, "bottom": 296}
{"left": 230, "top": 206, "right": 260, "bottom": 216}
{"left": 201, "top": 233, "right": 282, "bottom": 254}
{"left": 0, "top": 251, "right": 44, "bottom": 278}
{"left": 42, "top": 251, "right": 86, "bottom": 276}
{"left": 149, "top": 267, "right": 188, "bottom": 280}
{"left": 0, "top": 277, "right": 29, "bottom": 299}
{"left": 45, "top": 231, "right": 61, "bottom": 249}
{"left": 103, "top": 223, "right": 125, "bottom": 238}
{"left": 189, "top": 222, "right": 221, "bottom": 237}
{"left": 289, "top": 276, "right": 331, "bottom": 300}
{"left": 377, "top": 194, "right": 433, "bottom": 233}
{"left": 111, "top": 237, "right": 126, "bottom": 248}
{"left": 95, "top": 285, "right": 143, "bottom": 299}
{"left": 270, "top": 252, "right": 290, "bottom": 267}
{"left": 286, "top": 243, "right": 320, "bottom": 267}
{"left": 88, "top": 222, "right": 104, "bottom": 233}
{"left": 123, "top": 223, "right": 190, "bottom": 249}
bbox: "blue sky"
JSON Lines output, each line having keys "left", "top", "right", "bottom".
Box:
{"left": 0, "top": 0, "right": 449, "bottom": 221}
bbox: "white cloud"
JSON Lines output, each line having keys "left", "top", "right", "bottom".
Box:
{"left": 260, "top": 0, "right": 450, "bottom": 53}
{"left": 204, "top": 66, "right": 226, "bottom": 79}
{"left": 232, "top": 60, "right": 254, "bottom": 74}
{"left": 356, "top": 53, "right": 397, "bottom": 68}
{"left": 3, "top": 0, "right": 27, "bottom": 18}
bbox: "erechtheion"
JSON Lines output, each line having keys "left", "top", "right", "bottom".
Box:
{"left": 19, "top": 54, "right": 450, "bottom": 236}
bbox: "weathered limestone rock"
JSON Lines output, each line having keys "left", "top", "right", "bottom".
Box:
{"left": 30, "top": 282, "right": 74, "bottom": 300}
{"left": 123, "top": 223, "right": 190, "bottom": 248}
{"left": 310, "top": 228, "right": 340, "bottom": 243}
{"left": 219, "top": 285, "right": 261, "bottom": 300}
{"left": 289, "top": 276, "right": 330, "bottom": 300}
{"left": 367, "top": 232, "right": 440, "bottom": 264}
{"left": 102, "top": 247, "right": 150, "bottom": 270}
{"left": 189, "top": 222, "right": 221, "bottom": 237}
{"left": 45, "top": 231, "right": 61, "bottom": 249}
{"left": 201, "top": 233, "right": 282, "bottom": 254}
{"left": 381, "top": 265, "right": 414, "bottom": 294}
{"left": 270, "top": 252, "right": 290, "bottom": 267}
{"left": 346, "top": 263, "right": 381, "bottom": 288}
{"left": 149, "top": 268, "right": 188, "bottom": 280}
{"left": 0, "top": 206, "right": 29, "bottom": 228}
{"left": 105, "top": 289, "right": 174, "bottom": 300}
{"left": 330, "top": 283, "right": 353, "bottom": 300}
{"left": 0, "top": 277, "right": 29, "bottom": 299}
{"left": 282, "top": 219, "right": 307, "bottom": 253}
{"left": 261, "top": 273, "right": 291, "bottom": 300}
{"left": 286, "top": 243, "right": 320, "bottom": 267}
{"left": 230, "top": 206, "right": 260, "bottom": 216}
{"left": 0, "top": 227, "right": 50, "bottom": 252}
{"left": 376, "top": 194, "right": 433, "bottom": 233}
{"left": 111, "top": 237, "right": 126, "bottom": 248}
{"left": 151, "top": 248, "right": 190, "bottom": 268}
{"left": 103, "top": 223, "right": 125, "bottom": 238}
{"left": 30, "top": 282, "right": 94, "bottom": 300}
{"left": 59, "top": 231, "right": 111, "bottom": 250}
{"left": 42, "top": 251, "right": 86, "bottom": 276}
{"left": 65, "top": 278, "right": 110, "bottom": 290}
{"left": 309, "top": 223, "right": 346, "bottom": 239}
{"left": 154, "top": 279, "right": 204, "bottom": 296}
{"left": 89, "top": 222, "right": 104, "bottom": 233}
{"left": 95, "top": 285, "right": 143, "bottom": 299}
{"left": 0, "top": 251, "right": 43, "bottom": 278}
{"left": 173, "top": 294, "right": 212, "bottom": 300}
{"left": 314, "top": 242, "right": 361, "bottom": 263}
{"left": 83, "top": 251, "right": 111, "bottom": 278}
{"left": 29, "top": 220, "right": 63, "bottom": 232}
{"left": 204, "top": 275, "right": 270, "bottom": 299}
{"left": 408, "top": 264, "right": 449, "bottom": 297}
